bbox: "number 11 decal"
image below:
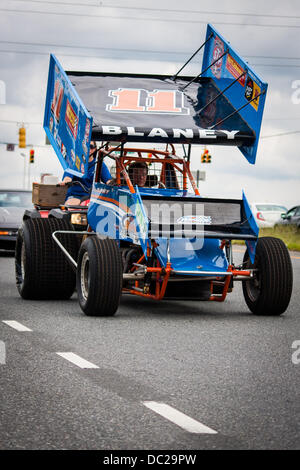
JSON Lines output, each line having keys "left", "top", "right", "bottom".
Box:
{"left": 107, "top": 88, "right": 189, "bottom": 115}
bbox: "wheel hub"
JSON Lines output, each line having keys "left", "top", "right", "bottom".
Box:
{"left": 20, "top": 240, "right": 26, "bottom": 283}
{"left": 80, "top": 251, "right": 90, "bottom": 301}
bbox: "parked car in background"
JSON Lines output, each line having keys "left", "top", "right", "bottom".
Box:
{"left": 275, "top": 206, "right": 300, "bottom": 229}
{"left": 250, "top": 202, "right": 288, "bottom": 228}
{"left": 0, "top": 190, "right": 33, "bottom": 251}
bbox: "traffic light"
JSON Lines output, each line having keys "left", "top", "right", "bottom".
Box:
{"left": 19, "top": 127, "right": 26, "bottom": 148}
{"left": 30, "top": 149, "right": 34, "bottom": 164}
{"left": 201, "top": 148, "right": 212, "bottom": 163}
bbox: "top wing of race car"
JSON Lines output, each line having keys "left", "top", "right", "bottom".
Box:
{"left": 43, "top": 24, "right": 267, "bottom": 178}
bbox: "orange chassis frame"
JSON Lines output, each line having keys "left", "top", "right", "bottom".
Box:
{"left": 98, "top": 145, "right": 252, "bottom": 303}
{"left": 123, "top": 251, "right": 252, "bottom": 303}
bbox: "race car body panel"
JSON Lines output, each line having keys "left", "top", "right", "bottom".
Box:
{"left": 43, "top": 54, "right": 93, "bottom": 179}
{"left": 202, "top": 24, "right": 268, "bottom": 163}
{"left": 66, "top": 72, "right": 255, "bottom": 148}
{"left": 88, "top": 179, "right": 258, "bottom": 268}
{"left": 154, "top": 238, "right": 228, "bottom": 274}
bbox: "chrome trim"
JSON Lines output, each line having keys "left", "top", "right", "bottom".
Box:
{"left": 52, "top": 230, "right": 95, "bottom": 269}
{"left": 123, "top": 273, "right": 145, "bottom": 280}
{"left": 167, "top": 238, "right": 171, "bottom": 263}
{"left": 172, "top": 270, "right": 232, "bottom": 276}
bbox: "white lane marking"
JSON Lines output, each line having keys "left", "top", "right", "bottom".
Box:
{"left": 2, "top": 320, "right": 32, "bottom": 332}
{"left": 143, "top": 401, "right": 217, "bottom": 434}
{"left": 56, "top": 352, "right": 99, "bottom": 369}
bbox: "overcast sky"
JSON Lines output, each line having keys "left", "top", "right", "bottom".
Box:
{"left": 0, "top": 0, "right": 299, "bottom": 207}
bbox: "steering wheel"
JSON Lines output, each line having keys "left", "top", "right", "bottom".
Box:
{"left": 158, "top": 181, "right": 166, "bottom": 189}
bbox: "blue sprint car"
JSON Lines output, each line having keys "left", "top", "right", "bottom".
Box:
{"left": 15, "top": 24, "right": 293, "bottom": 316}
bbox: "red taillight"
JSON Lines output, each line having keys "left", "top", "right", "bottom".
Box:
{"left": 39, "top": 210, "right": 49, "bottom": 218}
{"left": 257, "top": 212, "right": 265, "bottom": 221}
{"left": 80, "top": 199, "right": 90, "bottom": 207}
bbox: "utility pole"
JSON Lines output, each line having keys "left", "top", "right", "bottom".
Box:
{"left": 27, "top": 154, "right": 31, "bottom": 190}
{"left": 20, "top": 151, "right": 26, "bottom": 189}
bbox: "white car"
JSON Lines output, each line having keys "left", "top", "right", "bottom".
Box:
{"left": 250, "top": 202, "right": 288, "bottom": 228}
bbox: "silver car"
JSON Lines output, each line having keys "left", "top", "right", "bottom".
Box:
{"left": 0, "top": 190, "right": 33, "bottom": 252}
{"left": 275, "top": 206, "right": 300, "bottom": 229}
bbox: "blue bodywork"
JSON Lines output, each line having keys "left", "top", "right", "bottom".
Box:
{"left": 44, "top": 54, "right": 93, "bottom": 179}
{"left": 155, "top": 238, "right": 228, "bottom": 274}
{"left": 202, "top": 24, "right": 268, "bottom": 164}
{"left": 88, "top": 183, "right": 256, "bottom": 272}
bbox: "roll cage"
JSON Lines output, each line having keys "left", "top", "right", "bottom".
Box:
{"left": 96, "top": 144, "right": 200, "bottom": 196}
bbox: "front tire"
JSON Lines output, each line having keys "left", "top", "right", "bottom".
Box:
{"left": 242, "top": 237, "right": 293, "bottom": 315}
{"left": 76, "top": 237, "right": 122, "bottom": 316}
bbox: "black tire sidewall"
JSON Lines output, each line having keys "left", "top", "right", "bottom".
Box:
{"left": 242, "top": 237, "right": 293, "bottom": 315}
{"left": 76, "top": 237, "right": 122, "bottom": 316}
{"left": 15, "top": 225, "right": 31, "bottom": 298}
{"left": 77, "top": 238, "right": 94, "bottom": 312}
{"left": 15, "top": 217, "right": 76, "bottom": 300}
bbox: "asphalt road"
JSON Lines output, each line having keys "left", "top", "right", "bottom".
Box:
{"left": 0, "top": 248, "right": 299, "bottom": 450}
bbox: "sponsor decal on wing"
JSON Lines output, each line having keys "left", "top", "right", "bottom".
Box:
{"left": 226, "top": 54, "right": 246, "bottom": 86}
{"left": 211, "top": 36, "right": 225, "bottom": 79}
{"left": 177, "top": 215, "right": 212, "bottom": 225}
{"left": 65, "top": 99, "right": 79, "bottom": 138}
{"left": 245, "top": 76, "right": 261, "bottom": 111}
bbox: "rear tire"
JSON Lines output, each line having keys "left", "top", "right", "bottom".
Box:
{"left": 15, "top": 217, "right": 77, "bottom": 300}
{"left": 77, "top": 237, "right": 122, "bottom": 316}
{"left": 242, "top": 237, "right": 293, "bottom": 315}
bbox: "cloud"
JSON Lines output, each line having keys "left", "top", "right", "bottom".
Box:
{"left": 0, "top": 0, "right": 299, "bottom": 209}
